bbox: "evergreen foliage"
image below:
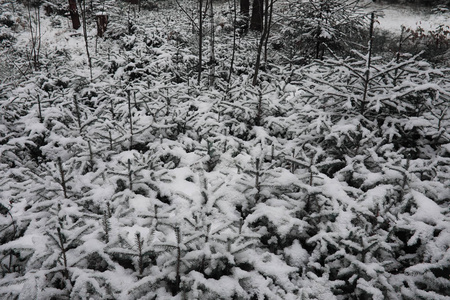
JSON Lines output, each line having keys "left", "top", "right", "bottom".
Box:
{"left": 0, "top": 0, "right": 449, "bottom": 299}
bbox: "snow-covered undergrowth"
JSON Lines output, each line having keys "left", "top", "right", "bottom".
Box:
{"left": 0, "top": 1, "right": 449, "bottom": 299}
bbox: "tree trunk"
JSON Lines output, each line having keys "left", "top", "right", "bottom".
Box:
{"left": 250, "top": 0, "right": 263, "bottom": 31}
{"left": 252, "top": 0, "right": 271, "bottom": 86}
{"left": 96, "top": 14, "right": 108, "bottom": 37}
{"left": 361, "top": 12, "right": 375, "bottom": 115}
{"left": 198, "top": 0, "right": 204, "bottom": 85}
{"left": 208, "top": 0, "right": 215, "bottom": 87}
{"left": 79, "top": 0, "right": 93, "bottom": 80}
{"left": 263, "top": 0, "right": 273, "bottom": 64}
{"left": 240, "top": 0, "right": 250, "bottom": 16}
{"left": 27, "top": 4, "right": 41, "bottom": 70}
{"left": 228, "top": 0, "right": 237, "bottom": 83}
{"left": 68, "top": 0, "right": 81, "bottom": 30}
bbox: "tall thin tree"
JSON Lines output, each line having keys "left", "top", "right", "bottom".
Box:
{"left": 79, "top": 0, "right": 93, "bottom": 80}
{"left": 26, "top": 1, "right": 41, "bottom": 70}
{"left": 208, "top": 0, "right": 215, "bottom": 87}
{"left": 252, "top": 0, "right": 273, "bottom": 85}
{"left": 228, "top": 0, "right": 238, "bottom": 83}
{"left": 361, "top": 12, "right": 375, "bottom": 115}
{"left": 198, "top": 0, "right": 204, "bottom": 85}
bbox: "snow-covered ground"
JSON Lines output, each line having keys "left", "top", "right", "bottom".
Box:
{"left": 1, "top": 2, "right": 449, "bottom": 299}
{"left": 364, "top": 1, "right": 450, "bottom": 33}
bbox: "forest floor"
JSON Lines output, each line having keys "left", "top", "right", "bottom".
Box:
{"left": 0, "top": 1, "right": 449, "bottom": 299}
{"left": 365, "top": 1, "right": 450, "bottom": 33}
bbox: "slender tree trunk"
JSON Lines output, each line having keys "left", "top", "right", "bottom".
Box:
{"left": 79, "top": 0, "right": 93, "bottom": 80}
{"left": 27, "top": 4, "right": 39, "bottom": 70}
{"left": 128, "top": 90, "right": 134, "bottom": 150}
{"left": 198, "top": 0, "right": 204, "bottom": 85}
{"left": 34, "top": 6, "right": 41, "bottom": 70}
{"left": 252, "top": 0, "right": 271, "bottom": 86}
{"left": 263, "top": 0, "right": 273, "bottom": 64}
{"left": 208, "top": 0, "right": 215, "bottom": 87}
{"left": 73, "top": 95, "right": 82, "bottom": 133}
{"left": 228, "top": 0, "right": 237, "bottom": 83}
{"left": 57, "top": 157, "right": 68, "bottom": 198}
{"left": 37, "top": 95, "right": 43, "bottom": 122}
{"left": 174, "top": 227, "right": 181, "bottom": 295}
{"left": 128, "top": 159, "right": 133, "bottom": 190}
{"left": 135, "top": 233, "right": 144, "bottom": 276}
{"left": 361, "top": 12, "right": 375, "bottom": 115}
{"left": 250, "top": 0, "right": 263, "bottom": 31}
{"left": 57, "top": 227, "right": 69, "bottom": 279}
{"left": 68, "top": 0, "right": 81, "bottom": 29}
{"left": 393, "top": 26, "right": 405, "bottom": 86}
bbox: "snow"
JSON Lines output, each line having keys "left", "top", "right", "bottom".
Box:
{"left": 284, "top": 240, "right": 309, "bottom": 268}
{"left": 123, "top": 224, "right": 151, "bottom": 244}
{"left": 239, "top": 249, "right": 297, "bottom": 293}
{"left": 410, "top": 190, "right": 444, "bottom": 224}
{"left": 361, "top": 185, "right": 392, "bottom": 210}
{"left": 365, "top": 2, "right": 450, "bottom": 34}
{"left": 188, "top": 271, "right": 248, "bottom": 299}
{"left": 88, "top": 185, "right": 115, "bottom": 203}
{"left": 0, "top": 1, "right": 449, "bottom": 299}
{"left": 247, "top": 201, "right": 307, "bottom": 237}
{"left": 0, "top": 234, "right": 44, "bottom": 252}
{"left": 357, "top": 278, "right": 384, "bottom": 300}
{"left": 404, "top": 117, "right": 432, "bottom": 130}
{"left": 129, "top": 194, "right": 152, "bottom": 213}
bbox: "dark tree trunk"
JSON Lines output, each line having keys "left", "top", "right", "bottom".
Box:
{"left": 96, "top": 14, "right": 108, "bottom": 37}
{"left": 228, "top": 0, "right": 237, "bottom": 83}
{"left": 208, "top": 0, "right": 215, "bottom": 87}
{"left": 198, "top": 0, "right": 203, "bottom": 85}
{"left": 68, "top": 0, "right": 81, "bottom": 29}
{"left": 240, "top": 0, "right": 250, "bottom": 16}
{"left": 250, "top": 0, "right": 263, "bottom": 31}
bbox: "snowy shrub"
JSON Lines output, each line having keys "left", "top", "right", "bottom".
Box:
{"left": 276, "top": 0, "right": 369, "bottom": 61}
{"left": 0, "top": 1, "right": 449, "bottom": 299}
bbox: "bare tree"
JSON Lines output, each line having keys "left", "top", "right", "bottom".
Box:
{"left": 78, "top": 0, "right": 93, "bottom": 80}
{"left": 26, "top": 1, "right": 42, "bottom": 70}
{"left": 173, "top": 0, "right": 204, "bottom": 85}
{"left": 252, "top": 0, "right": 274, "bottom": 85}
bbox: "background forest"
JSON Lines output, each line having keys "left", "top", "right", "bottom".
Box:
{"left": 0, "top": 0, "right": 449, "bottom": 299}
